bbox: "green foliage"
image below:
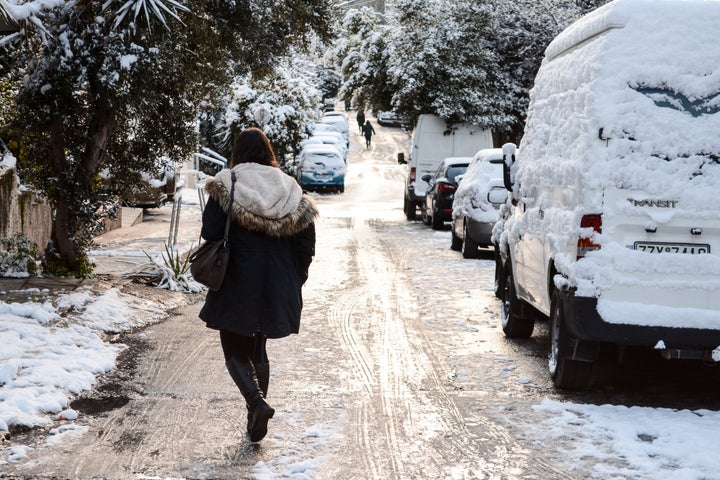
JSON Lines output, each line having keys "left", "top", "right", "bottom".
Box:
{"left": 42, "top": 245, "right": 95, "bottom": 278}
{"left": 333, "top": 0, "right": 609, "bottom": 136}
{"left": 332, "top": 7, "right": 394, "bottom": 114}
{"left": 0, "top": 233, "right": 40, "bottom": 277}
{"left": 213, "top": 52, "right": 324, "bottom": 161}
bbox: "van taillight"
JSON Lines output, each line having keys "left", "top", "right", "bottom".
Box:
{"left": 577, "top": 214, "right": 602, "bottom": 259}
{"left": 410, "top": 167, "right": 416, "bottom": 183}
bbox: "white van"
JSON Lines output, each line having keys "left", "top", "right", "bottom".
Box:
{"left": 495, "top": 0, "right": 720, "bottom": 389}
{"left": 399, "top": 114, "right": 492, "bottom": 220}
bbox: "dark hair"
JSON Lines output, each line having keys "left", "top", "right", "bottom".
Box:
{"left": 229, "top": 127, "right": 279, "bottom": 168}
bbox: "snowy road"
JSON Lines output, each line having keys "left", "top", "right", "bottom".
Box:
{"left": 4, "top": 117, "right": 720, "bottom": 479}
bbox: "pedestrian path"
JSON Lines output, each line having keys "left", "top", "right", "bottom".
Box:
{"left": 89, "top": 189, "right": 203, "bottom": 276}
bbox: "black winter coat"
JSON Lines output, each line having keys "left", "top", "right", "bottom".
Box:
{"left": 198, "top": 164, "right": 318, "bottom": 339}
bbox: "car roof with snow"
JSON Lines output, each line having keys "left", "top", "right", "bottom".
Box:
{"left": 301, "top": 144, "right": 344, "bottom": 156}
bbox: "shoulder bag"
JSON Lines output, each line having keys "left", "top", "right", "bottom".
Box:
{"left": 189, "top": 171, "right": 235, "bottom": 291}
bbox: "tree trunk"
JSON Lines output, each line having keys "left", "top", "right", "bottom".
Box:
{"left": 47, "top": 97, "right": 117, "bottom": 274}
{"left": 82, "top": 101, "right": 116, "bottom": 190}
{"left": 48, "top": 115, "right": 82, "bottom": 272}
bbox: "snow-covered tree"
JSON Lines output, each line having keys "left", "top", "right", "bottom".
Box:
{"left": 333, "top": 7, "right": 393, "bottom": 113}
{"left": 0, "top": 0, "right": 332, "bottom": 275}
{"left": 389, "top": 0, "right": 512, "bottom": 131}
{"left": 215, "top": 54, "right": 324, "bottom": 162}
{"left": 490, "top": 0, "right": 610, "bottom": 143}
{"left": 332, "top": 0, "right": 609, "bottom": 135}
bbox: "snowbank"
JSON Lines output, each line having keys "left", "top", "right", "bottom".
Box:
{"left": 0, "top": 287, "right": 170, "bottom": 444}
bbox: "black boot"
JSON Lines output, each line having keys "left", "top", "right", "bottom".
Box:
{"left": 254, "top": 362, "right": 270, "bottom": 398}
{"left": 246, "top": 362, "right": 270, "bottom": 438}
{"left": 226, "top": 358, "right": 275, "bottom": 442}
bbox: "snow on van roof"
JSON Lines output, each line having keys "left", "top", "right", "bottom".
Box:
{"left": 442, "top": 156, "right": 473, "bottom": 165}
{"left": 519, "top": 0, "right": 720, "bottom": 211}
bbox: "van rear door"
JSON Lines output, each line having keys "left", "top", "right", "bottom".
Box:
{"left": 597, "top": 187, "right": 720, "bottom": 321}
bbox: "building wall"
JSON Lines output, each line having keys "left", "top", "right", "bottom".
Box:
{"left": 0, "top": 166, "right": 53, "bottom": 255}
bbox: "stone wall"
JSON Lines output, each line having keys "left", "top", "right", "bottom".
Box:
{"left": 0, "top": 165, "right": 52, "bottom": 255}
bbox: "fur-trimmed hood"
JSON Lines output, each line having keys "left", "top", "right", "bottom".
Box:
{"left": 205, "top": 163, "right": 318, "bottom": 237}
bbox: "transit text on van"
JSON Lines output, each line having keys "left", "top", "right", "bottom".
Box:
{"left": 627, "top": 198, "right": 678, "bottom": 208}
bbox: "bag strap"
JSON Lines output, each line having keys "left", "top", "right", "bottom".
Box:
{"left": 223, "top": 171, "right": 236, "bottom": 244}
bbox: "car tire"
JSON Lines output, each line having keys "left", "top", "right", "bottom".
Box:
{"left": 549, "top": 289, "right": 594, "bottom": 390}
{"left": 430, "top": 204, "right": 444, "bottom": 230}
{"left": 461, "top": 222, "right": 478, "bottom": 259}
{"left": 339, "top": 184, "right": 345, "bottom": 193}
{"left": 404, "top": 197, "right": 417, "bottom": 220}
{"left": 450, "top": 227, "right": 462, "bottom": 251}
{"left": 421, "top": 203, "right": 431, "bottom": 226}
{"left": 493, "top": 246, "right": 503, "bottom": 299}
{"left": 501, "top": 265, "right": 534, "bottom": 338}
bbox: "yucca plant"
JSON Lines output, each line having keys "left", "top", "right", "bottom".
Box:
{"left": 100, "top": 0, "right": 190, "bottom": 30}
{"left": 132, "top": 242, "right": 202, "bottom": 292}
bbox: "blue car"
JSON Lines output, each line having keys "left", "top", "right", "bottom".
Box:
{"left": 295, "top": 144, "right": 346, "bottom": 193}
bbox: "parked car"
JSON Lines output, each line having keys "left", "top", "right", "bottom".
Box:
{"left": 318, "top": 117, "right": 349, "bottom": 146}
{"left": 301, "top": 134, "right": 347, "bottom": 161}
{"left": 450, "top": 148, "right": 507, "bottom": 258}
{"left": 295, "top": 144, "right": 346, "bottom": 193}
{"left": 495, "top": 0, "right": 720, "bottom": 390}
{"left": 399, "top": 114, "right": 492, "bottom": 221}
{"left": 312, "top": 122, "right": 343, "bottom": 140}
{"left": 420, "top": 157, "right": 470, "bottom": 230}
{"left": 322, "top": 111, "right": 347, "bottom": 121}
{"left": 125, "top": 159, "right": 182, "bottom": 209}
{"left": 377, "top": 111, "right": 401, "bottom": 127}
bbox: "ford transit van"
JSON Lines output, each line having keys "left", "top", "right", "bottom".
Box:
{"left": 400, "top": 114, "right": 492, "bottom": 220}
{"left": 495, "top": 0, "right": 720, "bottom": 389}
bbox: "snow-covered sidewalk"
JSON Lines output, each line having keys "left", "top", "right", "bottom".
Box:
{"left": 1, "top": 187, "right": 204, "bottom": 465}
{"left": 0, "top": 283, "right": 178, "bottom": 464}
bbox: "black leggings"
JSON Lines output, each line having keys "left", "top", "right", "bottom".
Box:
{"left": 219, "top": 330, "right": 268, "bottom": 364}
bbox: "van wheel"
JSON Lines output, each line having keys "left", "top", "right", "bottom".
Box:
{"left": 461, "top": 223, "right": 478, "bottom": 259}
{"left": 450, "top": 228, "right": 462, "bottom": 251}
{"left": 549, "top": 290, "right": 594, "bottom": 390}
{"left": 431, "top": 205, "right": 444, "bottom": 230}
{"left": 501, "top": 267, "right": 534, "bottom": 338}
{"left": 404, "top": 197, "right": 416, "bottom": 220}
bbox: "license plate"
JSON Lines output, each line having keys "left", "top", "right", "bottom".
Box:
{"left": 634, "top": 241, "right": 710, "bottom": 254}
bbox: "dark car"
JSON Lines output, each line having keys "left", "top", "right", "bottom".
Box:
{"left": 126, "top": 160, "right": 182, "bottom": 209}
{"left": 376, "top": 111, "right": 401, "bottom": 127}
{"left": 421, "top": 156, "right": 470, "bottom": 230}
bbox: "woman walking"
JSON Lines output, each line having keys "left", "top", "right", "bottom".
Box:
{"left": 199, "top": 127, "right": 318, "bottom": 442}
{"left": 362, "top": 120, "right": 376, "bottom": 149}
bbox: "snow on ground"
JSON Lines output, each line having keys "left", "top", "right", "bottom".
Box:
{"left": 531, "top": 399, "right": 720, "bottom": 480}
{"left": 0, "top": 286, "right": 173, "bottom": 464}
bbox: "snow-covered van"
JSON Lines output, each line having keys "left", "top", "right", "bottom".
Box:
{"left": 400, "top": 114, "right": 492, "bottom": 220}
{"left": 495, "top": 0, "right": 720, "bottom": 389}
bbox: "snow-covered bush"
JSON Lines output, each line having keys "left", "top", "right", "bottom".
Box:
{"left": 0, "top": 233, "right": 40, "bottom": 278}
